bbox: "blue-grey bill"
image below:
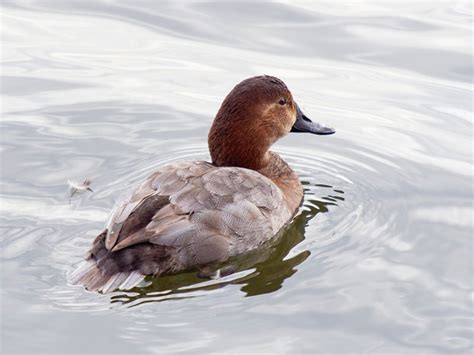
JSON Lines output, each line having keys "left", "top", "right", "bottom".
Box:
{"left": 291, "top": 104, "right": 335, "bottom": 135}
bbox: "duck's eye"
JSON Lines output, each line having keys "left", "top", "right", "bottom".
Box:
{"left": 278, "top": 98, "right": 287, "bottom": 106}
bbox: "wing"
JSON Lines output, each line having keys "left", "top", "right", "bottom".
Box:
{"left": 104, "top": 160, "right": 213, "bottom": 250}
{"left": 103, "top": 160, "right": 292, "bottom": 268}
{"left": 150, "top": 166, "right": 292, "bottom": 262}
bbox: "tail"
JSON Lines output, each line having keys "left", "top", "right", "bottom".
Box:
{"left": 70, "top": 261, "right": 146, "bottom": 293}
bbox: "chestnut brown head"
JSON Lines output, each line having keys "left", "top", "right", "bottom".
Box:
{"left": 208, "top": 75, "right": 334, "bottom": 169}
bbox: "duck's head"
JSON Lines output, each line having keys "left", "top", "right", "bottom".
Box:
{"left": 208, "top": 75, "right": 335, "bottom": 169}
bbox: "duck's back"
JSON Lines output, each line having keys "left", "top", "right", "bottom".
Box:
{"left": 71, "top": 160, "right": 292, "bottom": 292}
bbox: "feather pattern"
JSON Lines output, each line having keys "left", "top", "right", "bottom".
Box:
{"left": 72, "top": 160, "right": 292, "bottom": 292}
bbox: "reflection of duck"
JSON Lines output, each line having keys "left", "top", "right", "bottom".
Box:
{"left": 71, "top": 75, "right": 335, "bottom": 292}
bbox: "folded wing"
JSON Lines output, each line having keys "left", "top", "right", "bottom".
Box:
{"left": 74, "top": 160, "right": 291, "bottom": 291}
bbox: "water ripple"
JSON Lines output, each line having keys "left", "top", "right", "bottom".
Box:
{"left": 1, "top": 1, "right": 472, "bottom": 354}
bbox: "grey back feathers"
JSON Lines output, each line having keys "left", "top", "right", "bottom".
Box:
{"left": 71, "top": 160, "right": 292, "bottom": 292}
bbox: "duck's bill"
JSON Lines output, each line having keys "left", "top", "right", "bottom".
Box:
{"left": 291, "top": 104, "right": 335, "bottom": 135}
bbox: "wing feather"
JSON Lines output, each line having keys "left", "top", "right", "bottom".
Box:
{"left": 102, "top": 160, "right": 290, "bottom": 268}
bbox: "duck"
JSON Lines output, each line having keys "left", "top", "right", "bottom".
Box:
{"left": 71, "top": 75, "right": 335, "bottom": 292}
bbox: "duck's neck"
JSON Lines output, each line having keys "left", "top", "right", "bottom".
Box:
{"left": 208, "top": 121, "right": 272, "bottom": 170}
{"left": 258, "top": 151, "right": 304, "bottom": 214}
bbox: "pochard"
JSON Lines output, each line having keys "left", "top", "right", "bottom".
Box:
{"left": 71, "top": 75, "right": 335, "bottom": 292}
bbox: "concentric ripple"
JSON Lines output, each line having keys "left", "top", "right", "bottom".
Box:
{"left": 44, "top": 143, "right": 393, "bottom": 311}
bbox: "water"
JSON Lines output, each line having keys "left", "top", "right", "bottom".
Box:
{"left": 1, "top": 1, "right": 472, "bottom": 353}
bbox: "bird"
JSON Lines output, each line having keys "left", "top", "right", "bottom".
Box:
{"left": 71, "top": 75, "right": 335, "bottom": 293}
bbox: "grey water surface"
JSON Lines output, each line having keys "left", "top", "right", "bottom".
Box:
{"left": 1, "top": 1, "right": 473, "bottom": 354}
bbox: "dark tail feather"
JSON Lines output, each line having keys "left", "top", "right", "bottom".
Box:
{"left": 70, "top": 261, "right": 145, "bottom": 293}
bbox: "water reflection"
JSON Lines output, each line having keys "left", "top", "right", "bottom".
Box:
{"left": 111, "top": 185, "right": 344, "bottom": 306}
